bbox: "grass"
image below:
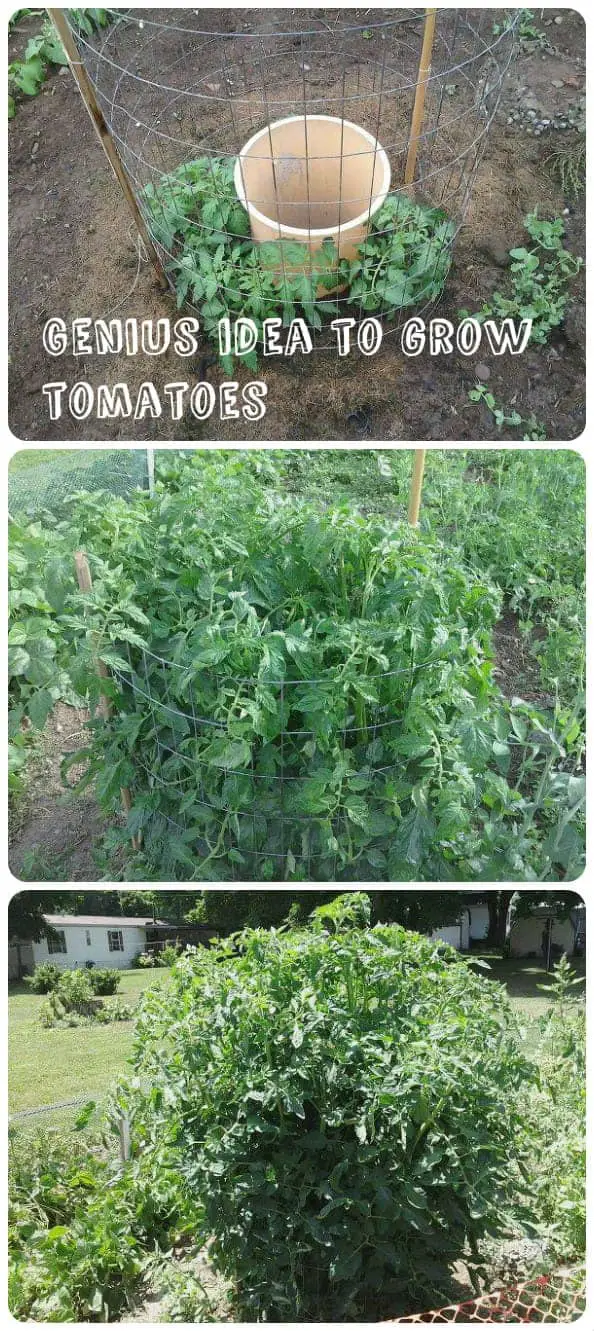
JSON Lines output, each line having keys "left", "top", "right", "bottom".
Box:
{"left": 8, "top": 969, "right": 169, "bottom": 1129}
{"left": 479, "top": 954, "right": 586, "bottom": 1017}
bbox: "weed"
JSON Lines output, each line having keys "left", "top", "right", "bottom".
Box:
{"left": 520, "top": 958, "right": 585, "bottom": 1260}
{"left": 8, "top": 10, "right": 109, "bottom": 118}
{"left": 468, "top": 384, "right": 546, "bottom": 440}
{"left": 546, "top": 136, "right": 586, "bottom": 202}
{"left": 493, "top": 10, "right": 548, "bottom": 50}
{"left": 460, "top": 212, "right": 582, "bottom": 345}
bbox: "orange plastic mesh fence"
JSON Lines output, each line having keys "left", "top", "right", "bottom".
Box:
{"left": 384, "top": 1270, "right": 586, "bottom": 1323}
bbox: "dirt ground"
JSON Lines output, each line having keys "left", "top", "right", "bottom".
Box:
{"left": 9, "top": 702, "right": 104, "bottom": 881}
{"left": 8, "top": 8, "right": 585, "bottom": 443}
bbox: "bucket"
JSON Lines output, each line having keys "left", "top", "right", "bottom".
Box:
{"left": 234, "top": 114, "right": 391, "bottom": 274}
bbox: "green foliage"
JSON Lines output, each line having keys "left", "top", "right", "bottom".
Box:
{"left": 26, "top": 963, "right": 120, "bottom": 996}
{"left": 468, "top": 384, "right": 546, "bottom": 440}
{"left": 25, "top": 962, "right": 63, "bottom": 994}
{"left": 8, "top": 516, "right": 80, "bottom": 796}
{"left": 8, "top": 10, "right": 109, "bottom": 118}
{"left": 142, "top": 159, "right": 454, "bottom": 368}
{"left": 460, "top": 212, "right": 582, "bottom": 345}
{"left": 61, "top": 480, "right": 519, "bottom": 881}
{"left": 521, "top": 957, "right": 585, "bottom": 1261}
{"left": 8, "top": 1124, "right": 190, "bottom": 1321}
{"left": 159, "top": 943, "right": 182, "bottom": 967}
{"left": 192, "top": 888, "right": 471, "bottom": 936}
{"left": 120, "top": 899, "right": 533, "bottom": 1319}
{"left": 133, "top": 950, "right": 159, "bottom": 968}
{"left": 87, "top": 967, "right": 121, "bottom": 995}
{"left": 493, "top": 9, "right": 547, "bottom": 49}
{"left": 416, "top": 450, "right": 585, "bottom": 721}
{"left": 39, "top": 970, "right": 130, "bottom": 1027}
{"left": 8, "top": 453, "right": 585, "bottom": 882}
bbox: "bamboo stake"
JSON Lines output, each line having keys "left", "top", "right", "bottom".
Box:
{"left": 404, "top": 8, "right": 438, "bottom": 186}
{"left": 74, "top": 551, "right": 139, "bottom": 850}
{"left": 408, "top": 450, "right": 426, "bottom": 526}
{"left": 47, "top": 9, "right": 168, "bottom": 291}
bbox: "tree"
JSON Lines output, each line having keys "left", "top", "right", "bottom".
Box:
{"left": 8, "top": 891, "right": 71, "bottom": 941}
{"left": 189, "top": 890, "right": 469, "bottom": 936}
{"left": 479, "top": 890, "right": 584, "bottom": 951}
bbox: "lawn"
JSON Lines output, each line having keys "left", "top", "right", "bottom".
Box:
{"left": 8, "top": 969, "right": 168, "bottom": 1129}
{"left": 9, "top": 954, "right": 584, "bottom": 1133}
{"left": 478, "top": 954, "right": 586, "bottom": 1018}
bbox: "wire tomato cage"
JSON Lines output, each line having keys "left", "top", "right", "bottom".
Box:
{"left": 49, "top": 9, "right": 519, "bottom": 352}
{"left": 107, "top": 639, "right": 460, "bottom": 882}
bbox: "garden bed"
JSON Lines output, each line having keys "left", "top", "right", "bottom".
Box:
{"left": 8, "top": 448, "right": 585, "bottom": 883}
{"left": 8, "top": 7, "right": 585, "bottom": 441}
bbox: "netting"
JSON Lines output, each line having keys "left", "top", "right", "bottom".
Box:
{"left": 385, "top": 1269, "right": 586, "bottom": 1323}
{"left": 60, "top": 8, "right": 518, "bottom": 349}
{"left": 8, "top": 449, "right": 150, "bottom": 521}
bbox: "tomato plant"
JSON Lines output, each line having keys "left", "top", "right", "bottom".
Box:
{"left": 121, "top": 894, "right": 534, "bottom": 1319}
{"left": 142, "top": 158, "right": 455, "bottom": 369}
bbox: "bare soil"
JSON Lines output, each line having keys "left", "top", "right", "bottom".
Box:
{"left": 8, "top": 8, "right": 585, "bottom": 442}
{"left": 9, "top": 703, "right": 103, "bottom": 881}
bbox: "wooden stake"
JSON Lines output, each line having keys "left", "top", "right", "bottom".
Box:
{"left": 47, "top": 9, "right": 168, "bottom": 291}
{"left": 408, "top": 450, "right": 426, "bottom": 526}
{"left": 147, "top": 448, "right": 155, "bottom": 498}
{"left": 74, "top": 551, "right": 139, "bottom": 850}
{"left": 404, "top": 8, "right": 437, "bottom": 186}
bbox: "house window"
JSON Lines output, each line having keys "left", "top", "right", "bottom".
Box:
{"left": 86, "top": 929, "right": 91, "bottom": 946}
{"left": 108, "top": 929, "right": 124, "bottom": 953}
{"left": 47, "top": 930, "right": 67, "bottom": 955}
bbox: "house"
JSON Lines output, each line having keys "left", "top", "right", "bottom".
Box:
{"left": 8, "top": 914, "right": 216, "bottom": 980}
{"left": 430, "top": 910, "right": 470, "bottom": 951}
{"left": 508, "top": 902, "right": 585, "bottom": 960}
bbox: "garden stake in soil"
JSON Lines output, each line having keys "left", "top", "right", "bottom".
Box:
{"left": 404, "top": 8, "right": 437, "bottom": 186}
{"left": 73, "top": 550, "right": 140, "bottom": 851}
{"left": 408, "top": 449, "right": 427, "bottom": 526}
{"left": 47, "top": 8, "right": 168, "bottom": 294}
{"left": 52, "top": 11, "right": 520, "bottom": 363}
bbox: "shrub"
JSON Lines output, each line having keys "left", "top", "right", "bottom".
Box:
{"left": 121, "top": 894, "right": 533, "bottom": 1320}
{"left": 39, "top": 970, "right": 130, "bottom": 1027}
{"left": 159, "top": 943, "right": 182, "bottom": 967}
{"left": 133, "top": 951, "right": 157, "bottom": 968}
{"left": 25, "top": 962, "right": 62, "bottom": 993}
{"left": 87, "top": 967, "right": 120, "bottom": 995}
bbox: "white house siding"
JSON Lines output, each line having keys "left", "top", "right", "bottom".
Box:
{"left": 468, "top": 904, "right": 489, "bottom": 942}
{"left": 509, "top": 916, "right": 575, "bottom": 958}
{"left": 430, "top": 923, "right": 464, "bottom": 951}
{"left": 32, "top": 924, "right": 146, "bottom": 970}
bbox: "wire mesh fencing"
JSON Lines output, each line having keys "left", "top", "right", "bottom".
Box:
{"left": 384, "top": 1268, "right": 586, "bottom": 1322}
{"left": 61, "top": 8, "right": 519, "bottom": 346}
{"left": 8, "top": 449, "right": 150, "bottom": 521}
{"left": 108, "top": 630, "right": 526, "bottom": 883}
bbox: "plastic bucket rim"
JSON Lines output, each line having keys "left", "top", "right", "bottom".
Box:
{"left": 234, "top": 112, "right": 392, "bottom": 240}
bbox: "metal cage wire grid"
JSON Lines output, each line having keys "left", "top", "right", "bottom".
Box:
{"left": 106, "top": 630, "right": 559, "bottom": 883}
{"left": 60, "top": 8, "right": 518, "bottom": 348}
{"left": 111, "top": 642, "right": 453, "bottom": 880}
